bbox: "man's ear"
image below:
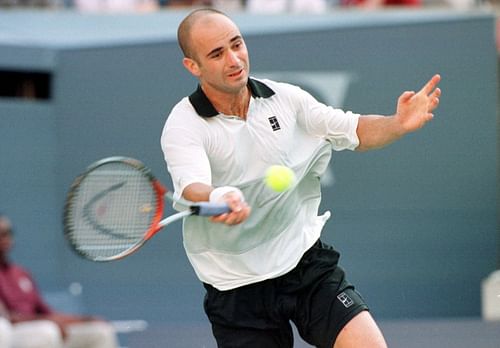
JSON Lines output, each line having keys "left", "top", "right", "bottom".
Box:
{"left": 182, "top": 57, "right": 201, "bottom": 77}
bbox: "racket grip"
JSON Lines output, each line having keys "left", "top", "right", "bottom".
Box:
{"left": 193, "top": 202, "right": 231, "bottom": 216}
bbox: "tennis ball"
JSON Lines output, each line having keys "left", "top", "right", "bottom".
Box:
{"left": 264, "top": 165, "right": 296, "bottom": 192}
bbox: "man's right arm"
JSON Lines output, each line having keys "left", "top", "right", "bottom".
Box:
{"left": 182, "top": 182, "right": 212, "bottom": 202}
{"left": 162, "top": 110, "right": 250, "bottom": 226}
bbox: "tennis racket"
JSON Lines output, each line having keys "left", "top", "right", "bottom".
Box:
{"left": 63, "top": 156, "right": 230, "bottom": 262}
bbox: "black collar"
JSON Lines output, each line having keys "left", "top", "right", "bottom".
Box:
{"left": 188, "top": 78, "right": 275, "bottom": 118}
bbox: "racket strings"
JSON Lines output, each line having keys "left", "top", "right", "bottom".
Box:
{"left": 66, "top": 162, "right": 158, "bottom": 259}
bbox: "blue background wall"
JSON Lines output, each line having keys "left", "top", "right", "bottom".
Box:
{"left": 0, "top": 9, "right": 497, "bottom": 325}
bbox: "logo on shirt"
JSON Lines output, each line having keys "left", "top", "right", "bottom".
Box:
{"left": 268, "top": 116, "right": 281, "bottom": 131}
{"left": 337, "top": 292, "right": 354, "bottom": 308}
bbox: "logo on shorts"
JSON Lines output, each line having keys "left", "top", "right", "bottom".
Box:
{"left": 268, "top": 116, "right": 281, "bottom": 131}
{"left": 337, "top": 292, "right": 354, "bottom": 308}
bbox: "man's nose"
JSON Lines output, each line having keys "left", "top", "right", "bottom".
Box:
{"left": 226, "top": 50, "right": 240, "bottom": 66}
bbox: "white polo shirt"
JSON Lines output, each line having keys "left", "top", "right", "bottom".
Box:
{"left": 161, "top": 77, "right": 360, "bottom": 290}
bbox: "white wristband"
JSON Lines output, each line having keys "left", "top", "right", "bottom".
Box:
{"left": 209, "top": 186, "right": 245, "bottom": 203}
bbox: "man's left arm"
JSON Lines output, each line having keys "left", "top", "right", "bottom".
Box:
{"left": 356, "top": 74, "right": 441, "bottom": 151}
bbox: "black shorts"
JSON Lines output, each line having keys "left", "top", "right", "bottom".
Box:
{"left": 203, "top": 239, "right": 369, "bottom": 348}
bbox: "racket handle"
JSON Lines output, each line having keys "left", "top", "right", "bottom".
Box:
{"left": 192, "top": 202, "right": 231, "bottom": 216}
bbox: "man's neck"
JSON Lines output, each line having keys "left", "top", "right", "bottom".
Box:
{"left": 201, "top": 84, "right": 251, "bottom": 119}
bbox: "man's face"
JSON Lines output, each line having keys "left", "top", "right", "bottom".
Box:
{"left": 0, "top": 219, "right": 13, "bottom": 256}
{"left": 185, "top": 14, "right": 250, "bottom": 95}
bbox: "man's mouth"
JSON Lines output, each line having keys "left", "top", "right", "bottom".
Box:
{"left": 228, "top": 69, "right": 243, "bottom": 78}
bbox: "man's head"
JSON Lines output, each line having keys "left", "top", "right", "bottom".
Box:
{"left": 0, "top": 215, "right": 13, "bottom": 259}
{"left": 177, "top": 9, "right": 250, "bottom": 95}
{"left": 177, "top": 8, "right": 226, "bottom": 61}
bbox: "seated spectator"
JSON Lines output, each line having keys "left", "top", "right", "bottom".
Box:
{"left": 246, "top": 0, "right": 329, "bottom": 13}
{"left": 163, "top": 0, "right": 212, "bottom": 7}
{"left": 340, "top": 0, "right": 421, "bottom": 9}
{"left": 73, "top": 0, "right": 159, "bottom": 12}
{"left": 0, "top": 214, "right": 118, "bottom": 348}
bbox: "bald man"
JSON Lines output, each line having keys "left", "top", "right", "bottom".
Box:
{"left": 161, "top": 8, "right": 440, "bottom": 348}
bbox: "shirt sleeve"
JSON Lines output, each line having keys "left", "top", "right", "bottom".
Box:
{"left": 161, "top": 123, "right": 212, "bottom": 197}
{"left": 294, "top": 86, "right": 360, "bottom": 151}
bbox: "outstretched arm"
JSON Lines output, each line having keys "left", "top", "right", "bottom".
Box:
{"left": 356, "top": 74, "right": 441, "bottom": 151}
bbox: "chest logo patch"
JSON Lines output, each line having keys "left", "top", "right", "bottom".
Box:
{"left": 268, "top": 116, "right": 281, "bottom": 131}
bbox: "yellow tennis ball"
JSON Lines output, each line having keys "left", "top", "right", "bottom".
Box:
{"left": 265, "top": 165, "right": 295, "bottom": 192}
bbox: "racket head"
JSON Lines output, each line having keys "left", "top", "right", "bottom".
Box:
{"left": 63, "top": 157, "right": 166, "bottom": 261}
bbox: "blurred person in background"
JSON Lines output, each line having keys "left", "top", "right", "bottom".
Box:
{"left": 161, "top": 0, "right": 212, "bottom": 7}
{"left": 0, "top": 0, "right": 58, "bottom": 7}
{"left": 72, "top": 0, "right": 159, "bottom": 11}
{"left": 340, "top": 0, "right": 421, "bottom": 9}
{"left": 246, "top": 0, "right": 329, "bottom": 13}
{"left": 0, "top": 214, "right": 119, "bottom": 348}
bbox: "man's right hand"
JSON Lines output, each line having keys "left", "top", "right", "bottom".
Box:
{"left": 209, "top": 190, "right": 251, "bottom": 225}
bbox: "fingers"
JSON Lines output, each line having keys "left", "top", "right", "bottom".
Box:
{"left": 421, "top": 74, "right": 441, "bottom": 95}
{"left": 428, "top": 87, "right": 441, "bottom": 104}
{"left": 424, "top": 85, "right": 441, "bottom": 111}
{"left": 399, "top": 90, "right": 415, "bottom": 103}
{"left": 394, "top": 74, "right": 441, "bottom": 133}
{"left": 430, "top": 87, "right": 441, "bottom": 99}
{"left": 227, "top": 206, "right": 251, "bottom": 225}
{"left": 413, "top": 76, "right": 441, "bottom": 112}
{"left": 209, "top": 190, "right": 251, "bottom": 225}
{"left": 429, "top": 96, "right": 440, "bottom": 112}
{"left": 209, "top": 205, "right": 251, "bottom": 225}
{"left": 223, "top": 191, "right": 245, "bottom": 212}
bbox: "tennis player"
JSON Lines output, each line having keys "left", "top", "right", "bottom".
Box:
{"left": 161, "top": 9, "right": 440, "bottom": 348}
